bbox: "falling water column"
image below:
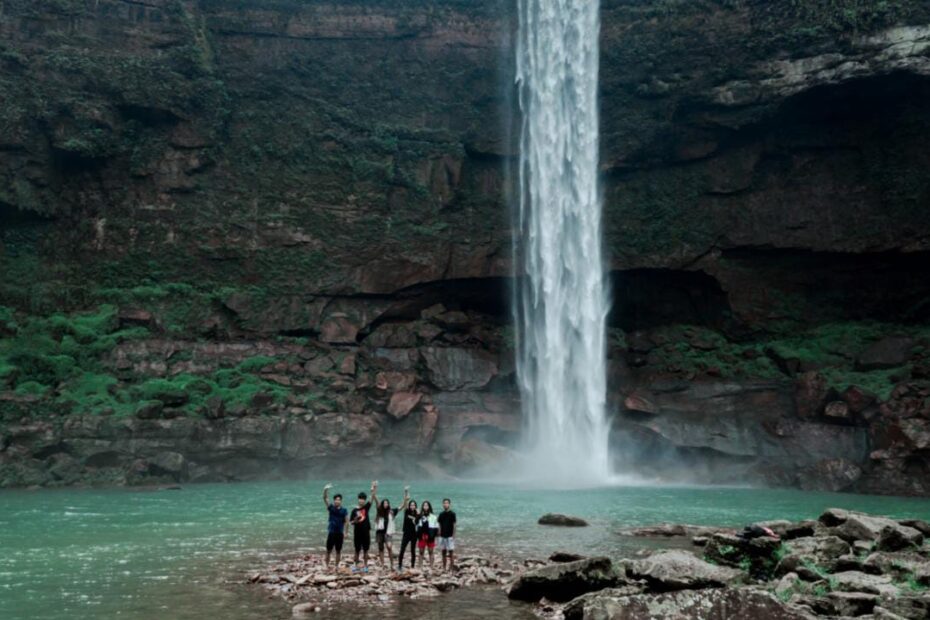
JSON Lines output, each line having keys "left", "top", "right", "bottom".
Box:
{"left": 514, "top": 0, "right": 610, "bottom": 483}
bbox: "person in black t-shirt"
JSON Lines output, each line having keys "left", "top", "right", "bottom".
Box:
{"left": 397, "top": 495, "right": 419, "bottom": 571}
{"left": 349, "top": 481, "right": 376, "bottom": 570}
{"left": 437, "top": 498, "right": 457, "bottom": 571}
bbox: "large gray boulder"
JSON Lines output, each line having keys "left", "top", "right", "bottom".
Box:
{"left": 830, "top": 570, "right": 899, "bottom": 596}
{"left": 876, "top": 523, "right": 924, "bottom": 551}
{"left": 507, "top": 557, "right": 620, "bottom": 603}
{"left": 775, "top": 535, "right": 850, "bottom": 576}
{"left": 627, "top": 550, "right": 744, "bottom": 592}
{"left": 562, "top": 587, "right": 814, "bottom": 620}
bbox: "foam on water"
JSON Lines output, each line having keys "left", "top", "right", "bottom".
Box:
{"left": 514, "top": 0, "right": 610, "bottom": 483}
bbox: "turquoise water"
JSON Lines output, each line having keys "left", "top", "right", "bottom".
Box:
{"left": 3, "top": 481, "right": 930, "bottom": 620}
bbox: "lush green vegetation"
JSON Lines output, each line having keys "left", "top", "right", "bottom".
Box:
{"left": 0, "top": 304, "right": 295, "bottom": 419}
{"left": 624, "top": 321, "right": 928, "bottom": 400}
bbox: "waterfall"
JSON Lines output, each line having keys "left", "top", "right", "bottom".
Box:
{"left": 514, "top": 0, "right": 609, "bottom": 483}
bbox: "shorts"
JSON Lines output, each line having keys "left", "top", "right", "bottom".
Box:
{"left": 376, "top": 530, "right": 393, "bottom": 551}
{"left": 326, "top": 532, "right": 344, "bottom": 553}
{"left": 439, "top": 537, "right": 455, "bottom": 551}
{"left": 355, "top": 530, "right": 371, "bottom": 553}
{"left": 417, "top": 533, "right": 436, "bottom": 550}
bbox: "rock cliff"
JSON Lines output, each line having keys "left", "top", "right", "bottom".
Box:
{"left": 1, "top": 0, "right": 929, "bottom": 493}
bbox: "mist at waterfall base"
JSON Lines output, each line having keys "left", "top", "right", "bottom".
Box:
{"left": 511, "top": 0, "right": 612, "bottom": 485}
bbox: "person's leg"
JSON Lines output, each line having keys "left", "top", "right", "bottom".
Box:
{"left": 362, "top": 533, "right": 370, "bottom": 567}
{"left": 386, "top": 536, "right": 394, "bottom": 567}
{"left": 428, "top": 544, "right": 434, "bottom": 567}
{"left": 325, "top": 533, "right": 333, "bottom": 568}
{"left": 448, "top": 538, "right": 455, "bottom": 571}
{"left": 354, "top": 536, "right": 361, "bottom": 567}
{"left": 441, "top": 547, "right": 447, "bottom": 570}
{"left": 376, "top": 531, "right": 384, "bottom": 567}
{"left": 334, "top": 533, "right": 343, "bottom": 568}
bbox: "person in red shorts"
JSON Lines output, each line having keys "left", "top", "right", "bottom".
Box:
{"left": 416, "top": 500, "right": 438, "bottom": 568}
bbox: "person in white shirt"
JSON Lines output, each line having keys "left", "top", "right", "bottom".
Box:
{"left": 374, "top": 484, "right": 408, "bottom": 569}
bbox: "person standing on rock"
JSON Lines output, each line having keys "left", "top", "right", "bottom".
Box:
{"left": 322, "top": 483, "right": 349, "bottom": 569}
{"left": 374, "top": 485, "right": 407, "bottom": 570}
{"left": 398, "top": 496, "right": 419, "bottom": 571}
{"left": 417, "top": 500, "right": 438, "bottom": 568}
{"left": 350, "top": 481, "right": 376, "bottom": 571}
{"left": 438, "top": 498, "right": 457, "bottom": 572}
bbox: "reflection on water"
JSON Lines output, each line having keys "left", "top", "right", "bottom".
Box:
{"left": 3, "top": 480, "right": 930, "bottom": 620}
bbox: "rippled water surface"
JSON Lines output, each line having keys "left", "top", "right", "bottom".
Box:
{"left": 4, "top": 480, "right": 930, "bottom": 620}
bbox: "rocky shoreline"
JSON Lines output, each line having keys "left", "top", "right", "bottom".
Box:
{"left": 518, "top": 509, "right": 930, "bottom": 619}
{"left": 247, "top": 552, "right": 524, "bottom": 615}
{"left": 250, "top": 509, "right": 930, "bottom": 619}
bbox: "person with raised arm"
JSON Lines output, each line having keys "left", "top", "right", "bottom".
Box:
{"left": 397, "top": 487, "right": 419, "bottom": 572}
{"left": 349, "top": 480, "right": 376, "bottom": 571}
{"left": 322, "top": 483, "right": 348, "bottom": 569}
{"left": 374, "top": 484, "right": 407, "bottom": 570}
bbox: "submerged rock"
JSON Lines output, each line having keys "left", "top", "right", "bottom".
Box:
{"left": 538, "top": 513, "right": 588, "bottom": 527}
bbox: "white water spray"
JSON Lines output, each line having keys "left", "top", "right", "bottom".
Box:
{"left": 514, "top": 0, "right": 610, "bottom": 483}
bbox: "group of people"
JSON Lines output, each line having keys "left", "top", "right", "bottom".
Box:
{"left": 322, "top": 481, "right": 457, "bottom": 573}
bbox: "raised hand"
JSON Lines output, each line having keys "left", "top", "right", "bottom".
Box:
{"left": 323, "top": 483, "right": 333, "bottom": 491}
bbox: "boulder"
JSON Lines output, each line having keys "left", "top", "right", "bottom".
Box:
{"left": 824, "top": 400, "right": 850, "bottom": 420}
{"left": 825, "top": 591, "right": 878, "bottom": 616}
{"left": 834, "top": 513, "right": 905, "bottom": 543}
{"left": 702, "top": 533, "right": 784, "bottom": 580}
{"left": 857, "top": 337, "right": 915, "bottom": 371}
{"left": 899, "top": 519, "right": 930, "bottom": 537}
{"left": 507, "top": 557, "right": 620, "bottom": 602}
{"left": 149, "top": 451, "right": 187, "bottom": 478}
{"left": 830, "top": 570, "right": 899, "bottom": 596}
{"left": 627, "top": 549, "right": 744, "bottom": 591}
{"left": 875, "top": 523, "right": 924, "bottom": 552}
{"left": 292, "top": 602, "right": 319, "bottom": 617}
{"left": 776, "top": 535, "right": 850, "bottom": 576}
{"left": 386, "top": 392, "right": 421, "bottom": 419}
{"left": 795, "top": 371, "right": 832, "bottom": 418}
{"left": 841, "top": 386, "right": 876, "bottom": 414}
{"left": 862, "top": 551, "right": 928, "bottom": 578}
{"left": 550, "top": 552, "right": 586, "bottom": 563}
{"left": 877, "top": 594, "right": 930, "bottom": 620}
{"left": 563, "top": 587, "right": 814, "bottom": 620}
{"left": 562, "top": 586, "right": 647, "bottom": 620}
{"left": 539, "top": 513, "right": 588, "bottom": 527}
{"left": 319, "top": 314, "right": 359, "bottom": 344}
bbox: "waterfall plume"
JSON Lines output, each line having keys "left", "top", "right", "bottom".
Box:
{"left": 514, "top": 0, "right": 610, "bottom": 483}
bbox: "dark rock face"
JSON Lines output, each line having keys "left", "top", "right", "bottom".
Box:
{"left": 2, "top": 1, "right": 930, "bottom": 493}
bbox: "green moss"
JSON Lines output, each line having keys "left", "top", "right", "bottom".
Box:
{"left": 238, "top": 356, "right": 278, "bottom": 372}
{"left": 14, "top": 381, "right": 50, "bottom": 396}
